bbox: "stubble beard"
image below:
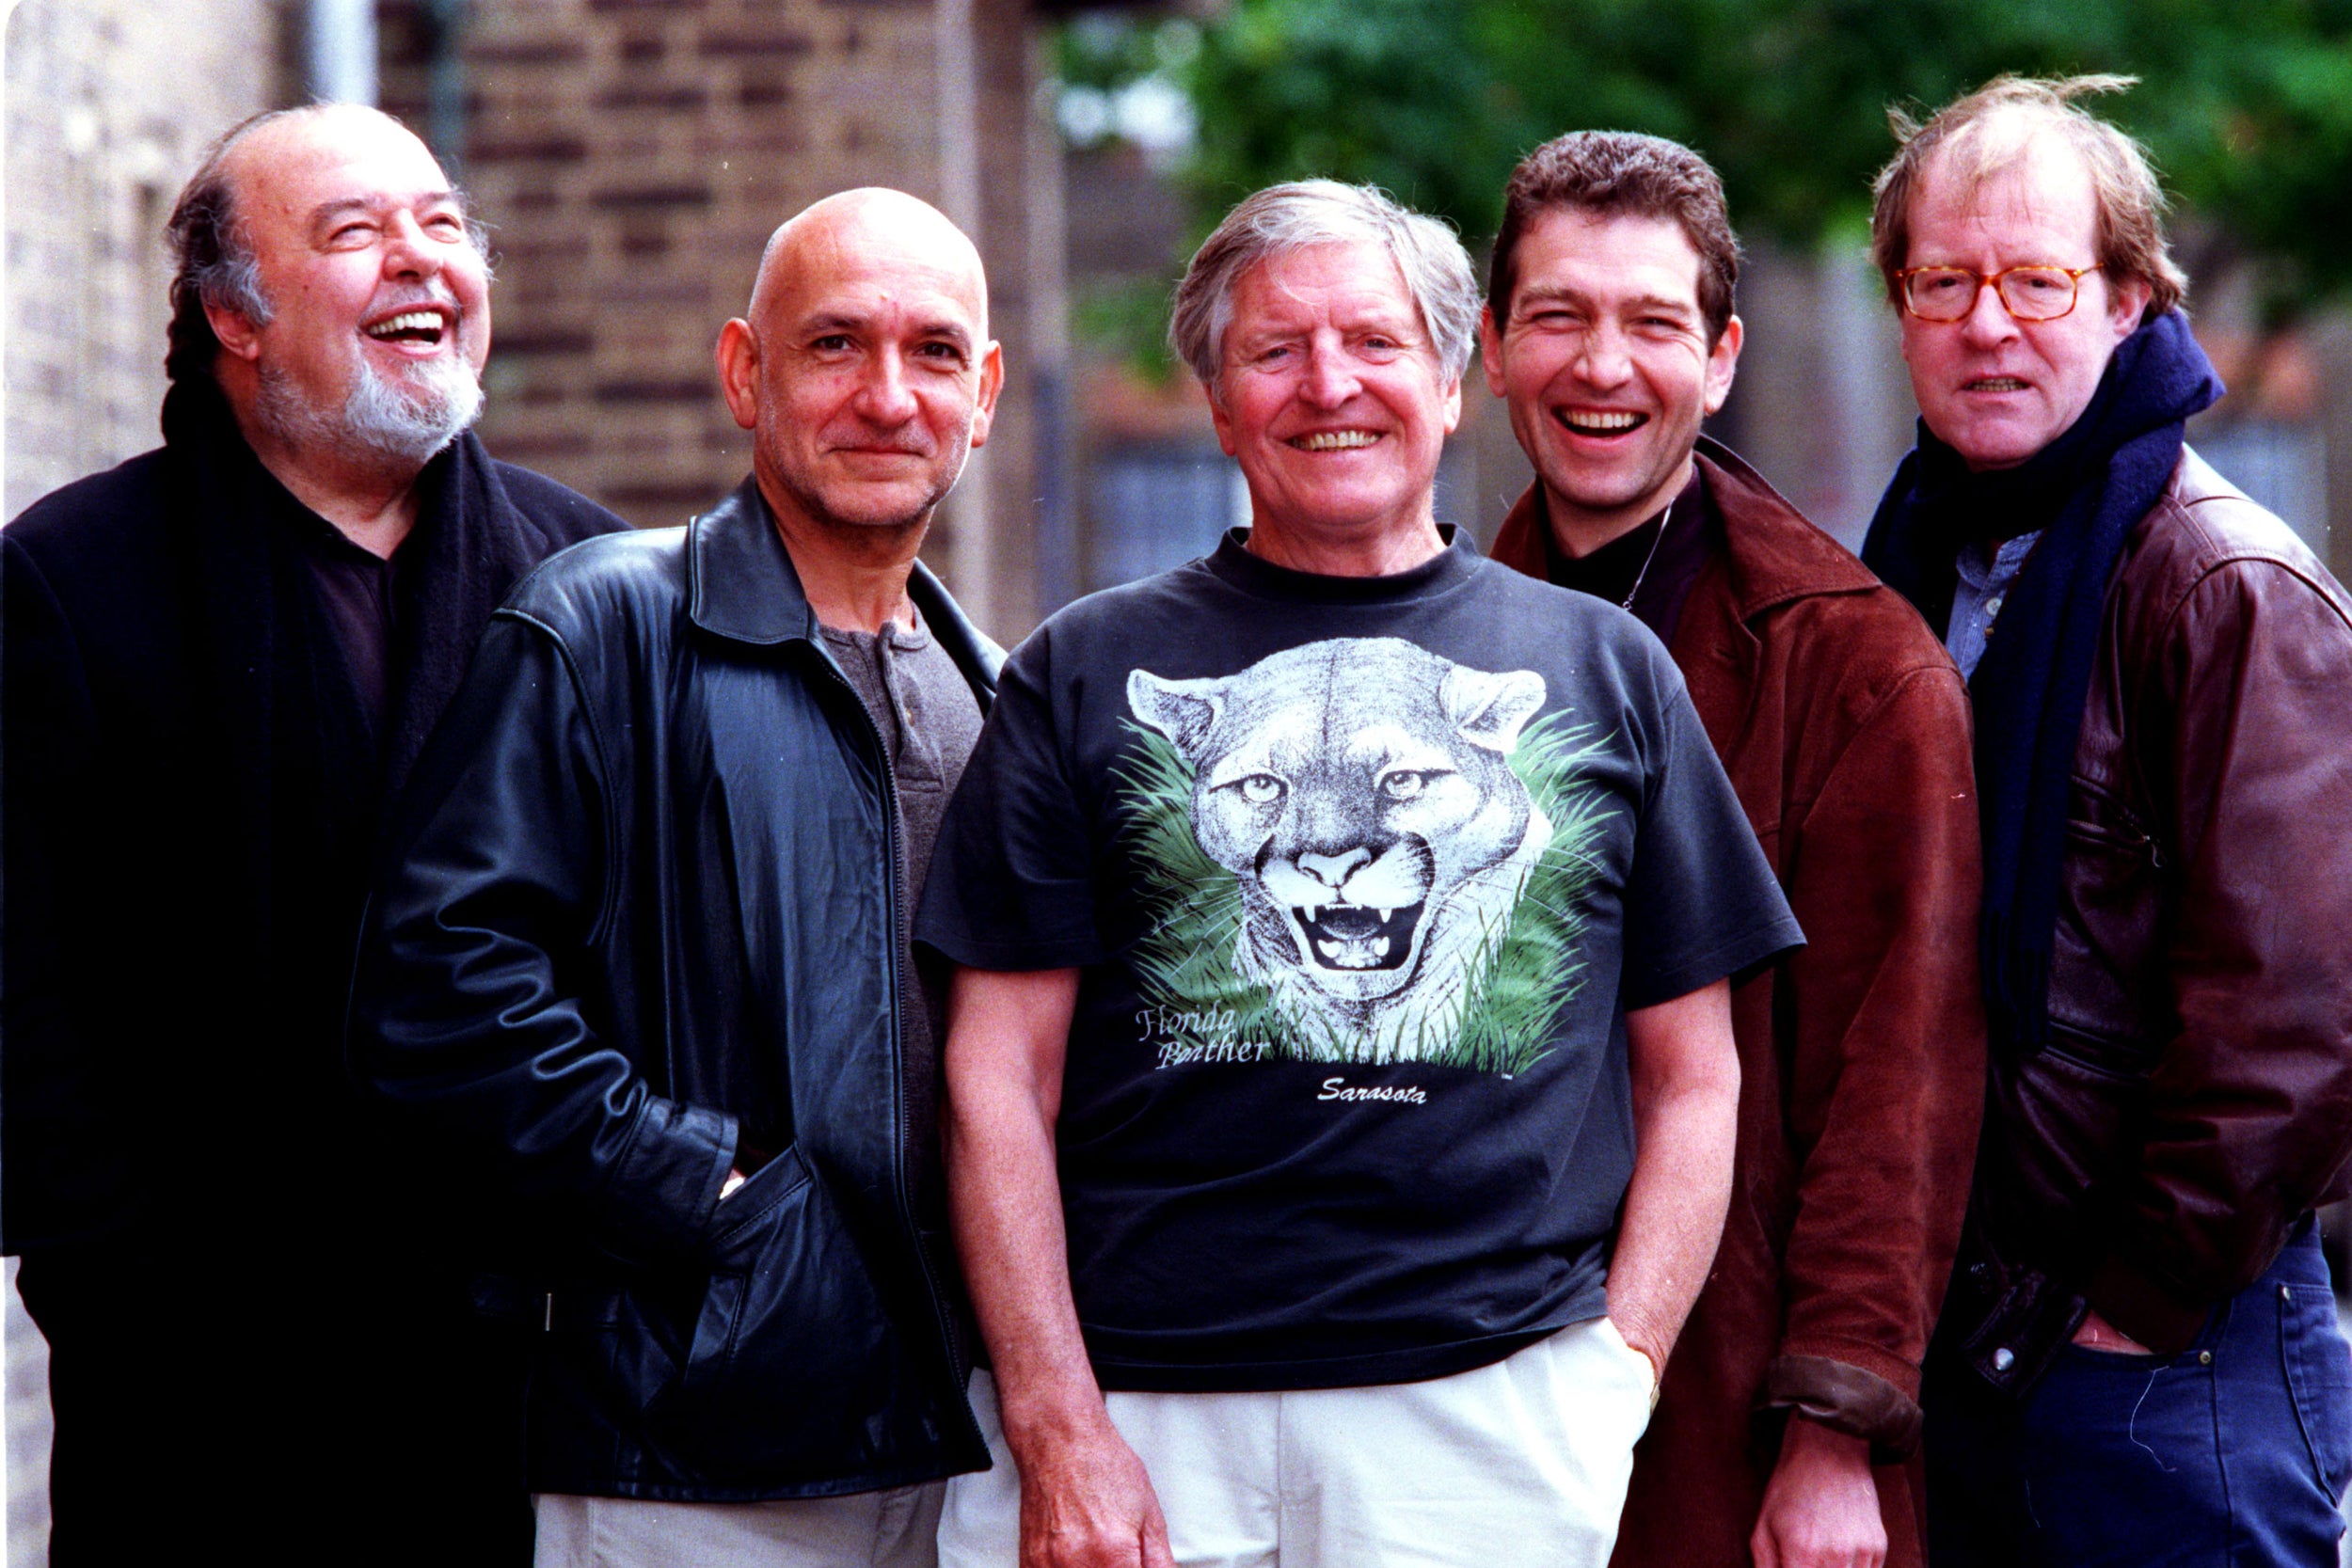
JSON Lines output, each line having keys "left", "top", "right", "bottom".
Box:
{"left": 764, "top": 405, "right": 975, "bottom": 541}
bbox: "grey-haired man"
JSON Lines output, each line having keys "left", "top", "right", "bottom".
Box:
{"left": 919, "top": 180, "right": 1801, "bottom": 1568}
{"left": 2, "top": 104, "right": 623, "bottom": 1563}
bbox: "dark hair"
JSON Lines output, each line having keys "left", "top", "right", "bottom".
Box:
{"left": 163, "top": 104, "right": 489, "bottom": 385}
{"left": 163, "top": 107, "right": 327, "bottom": 385}
{"left": 1488, "top": 130, "right": 1740, "bottom": 346}
{"left": 1870, "top": 74, "right": 2185, "bottom": 322}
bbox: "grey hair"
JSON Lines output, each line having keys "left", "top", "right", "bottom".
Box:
{"left": 164, "top": 103, "right": 490, "bottom": 385}
{"left": 1169, "top": 180, "right": 1481, "bottom": 388}
{"left": 165, "top": 107, "right": 313, "bottom": 383}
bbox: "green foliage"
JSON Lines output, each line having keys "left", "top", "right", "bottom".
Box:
{"left": 1112, "top": 720, "right": 1315, "bottom": 1058}
{"left": 1111, "top": 712, "right": 1614, "bottom": 1075}
{"left": 1072, "top": 277, "right": 1184, "bottom": 382}
{"left": 1072, "top": 0, "right": 2352, "bottom": 315}
{"left": 1448, "top": 714, "right": 1613, "bottom": 1075}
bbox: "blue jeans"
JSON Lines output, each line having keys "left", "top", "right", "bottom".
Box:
{"left": 1926, "top": 1224, "right": 2352, "bottom": 1566}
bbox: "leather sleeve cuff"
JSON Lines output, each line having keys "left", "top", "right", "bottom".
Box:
{"left": 2080, "top": 1250, "right": 2214, "bottom": 1355}
{"left": 600, "top": 1096, "right": 735, "bottom": 1266}
{"left": 1764, "top": 1354, "right": 1925, "bottom": 1457}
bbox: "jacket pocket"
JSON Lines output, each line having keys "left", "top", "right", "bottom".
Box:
{"left": 2049, "top": 774, "right": 2172, "bottom": 1049}
{"left": 654, "top": 1145, "right": 935, "bottom": 1485}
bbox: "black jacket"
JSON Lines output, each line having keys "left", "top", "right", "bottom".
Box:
{"left": 2, "top": 379, "right": 625, "bottom": 1256}
{"left": 351, "top": 479, "right": 999, "bottom": 1499}
{"left": 1, "top": 380, "right": 625, "bottom": 1561}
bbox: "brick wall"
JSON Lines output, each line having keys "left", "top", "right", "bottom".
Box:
{"left": 4, "top": 0, "right": 286, "bottom": 521}
{"left": 382, "top": 0, "right": 1057, "bottom": 635}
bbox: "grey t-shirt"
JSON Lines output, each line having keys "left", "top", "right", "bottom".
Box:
{"left": 818, "top": 611, "right": 984, "bottom": 1217}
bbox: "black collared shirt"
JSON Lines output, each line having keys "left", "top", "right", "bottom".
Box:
{"left": 278, "top": 506, "right": 411, "bottom": 754}
{"left": 1541, "top": 467, "right": 1717, "bottom": 650}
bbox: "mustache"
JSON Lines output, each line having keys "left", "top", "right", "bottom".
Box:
{"left": 365, "top": 282, "right": 466, "bottom": 319}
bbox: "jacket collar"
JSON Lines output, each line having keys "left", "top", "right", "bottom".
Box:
{"left": 686, "top": 476, "right": 1003, "bottom": 698}
{"left": 1692, "top": 436, "right": 1880, "bottom": 619}
{"left": 1489, "top": 436, "right": 1877, "bottom": 625}
{"left": 689, "top": 478, "right": 819, "bottom": 645}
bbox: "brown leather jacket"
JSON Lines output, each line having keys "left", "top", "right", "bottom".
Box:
{"left": 1492, "top": 441, "right": 1986, "bottom": 1568}
{"left": 1952, "top": 450, "right": 2352, "bottom": 1371}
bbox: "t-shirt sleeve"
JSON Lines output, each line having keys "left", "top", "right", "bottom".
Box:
{"left": 1617, "top": 654, "right": 1804, "bottom": 1009}
{"left": 915, "top": 627, "right": 1105, "bottom": 971}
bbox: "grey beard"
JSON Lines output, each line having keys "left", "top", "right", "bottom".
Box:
{"left": 256, "top": 354, "right": 485, "bottom": 473}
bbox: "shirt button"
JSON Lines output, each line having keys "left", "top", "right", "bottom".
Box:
{"left": 1992, "top": 1347, "right": 2015, "bottom": 1371}
{"left": 2199, "top": 1350, "right": 2214, "bottom": 1365}
{"left": 2281, "top": 1286, "right": 2294, "bottom": 1303}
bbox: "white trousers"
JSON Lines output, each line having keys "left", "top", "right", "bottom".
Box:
{"left": 938, "top": 1317, "right": 1654, "bottom": 1568}
{"left": 532, "top": 1481, "right": 946, "bottom": 1568}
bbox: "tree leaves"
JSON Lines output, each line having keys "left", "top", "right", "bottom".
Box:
{"left": 1119, "top": 0, "right": 2352, "bottom": 314}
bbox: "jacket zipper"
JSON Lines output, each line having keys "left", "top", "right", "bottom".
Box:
{"left": 808, "top": 651, "right": 984, "bottom": 1452}
{"left": 2116, "top": 801, "right": 2167, "bottom": 872}
{"left": 2072, "top": 777, "right": 2169, "bottom": 873}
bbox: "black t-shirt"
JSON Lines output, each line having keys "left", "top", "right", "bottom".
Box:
{"left": 918, "top": 530, "right": 1800, "bottom": 1392}
{"left": 1543, "top": 467, "right": 1718, "bottom": 651}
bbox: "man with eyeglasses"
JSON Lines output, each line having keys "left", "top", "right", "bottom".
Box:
{"left": 1864, "top": 74, "right": 2352, "bottom": 1565}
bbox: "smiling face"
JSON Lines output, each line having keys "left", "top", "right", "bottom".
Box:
{"left": 1209, "top": 240, "right": 1462, "bottom": 556}
{"left": 1480, "top": 207, "right": 1739, "bottom": 554}
{"left": 1899, "top": 139, "right": 2150, "bottom": 470}
{"left": 720, "top": 191, "right": 1002, "bottom": 537}
{"left": 215, "top": 107, "right": 490, "bottom": 464}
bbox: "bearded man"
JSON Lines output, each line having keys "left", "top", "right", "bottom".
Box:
{"left": 2, "top": 104, "right": 624, "bottom": 1564}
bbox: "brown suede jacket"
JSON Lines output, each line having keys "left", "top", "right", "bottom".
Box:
{"left": 1952, "top": 451, "right": 2352, "bottom": 1374}
{"left": 1492, "top": 440, "right": 1986, "bottom": 1568}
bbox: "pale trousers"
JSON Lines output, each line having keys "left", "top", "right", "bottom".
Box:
{"left": 532, "top": 1481, "right": 946, "bottom": 1568}
{"left": 938, "top": 1317, "right": 1655, "bottom": 1568}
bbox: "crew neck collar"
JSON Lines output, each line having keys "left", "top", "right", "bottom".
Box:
{"left": 1202, "top": 524, "right": 1480, "bottom": 603}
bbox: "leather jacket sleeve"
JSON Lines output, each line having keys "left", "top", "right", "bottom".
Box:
{"left": 1766, "top": 663, "right": 1986, "bottom": 1450}
{"left": 351, "top": 610, "right": 735, "bottom": 1268}
{"left": 2081, "top": 556, "right": 2352, "bottom": 1351}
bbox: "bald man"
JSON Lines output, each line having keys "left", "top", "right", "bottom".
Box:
{"left": 4, "top": 105, "right": 624, "bottom": 1563}
{"left": 351, "top": 189, "right": 1007, "bottom": 1566}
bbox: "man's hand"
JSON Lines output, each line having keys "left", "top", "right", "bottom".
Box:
{"left": 1610, "top": 1319, "right": 1665, "bottom": 1401}
{"left": 1750, "top": 1418, "right": 1886, "bottom": 1568}
{"left": 946, "top": 966, "right": 1174, "bottom": 1568}
{"left": 1007, "top": 1409, "right": 1175, "bottom": 1568}
{"left": 1605, "top": 978, "right": 1740, "bottom": 1370}
{"left": 2071, "top": 1307, "right": 2153, "bottom": 1355}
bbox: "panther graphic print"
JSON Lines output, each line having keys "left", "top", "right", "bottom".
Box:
{"left": 1120, "top": 637, "right": 1613, "bottom": 1071}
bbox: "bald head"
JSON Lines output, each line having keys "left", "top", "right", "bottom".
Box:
{"left": 166, "top": 102, "right": 491, "bottom": 521}
{"left": 717, "top": 186, "right": 1003, "bottom": 547}
{"left": 748, "top": 188, "right": 989, "bottom": 338}
{"left": 167, "top": 105, "right": 463, "bottom": 382}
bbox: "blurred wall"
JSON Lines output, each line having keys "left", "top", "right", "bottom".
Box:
{"left": 383, "top": 0, "right": 1064, "bottom": 638}
{"left": 3, "top": 0, "right": 284, "bottom": 521}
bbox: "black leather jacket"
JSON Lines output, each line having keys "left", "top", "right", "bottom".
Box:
{"left": 350, "top": 481, "right": 997, "bottom": 1499}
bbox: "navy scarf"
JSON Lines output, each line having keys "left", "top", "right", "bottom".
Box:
{"left": 1862, "top": 310, "right": 2221, "bottom": 1056}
